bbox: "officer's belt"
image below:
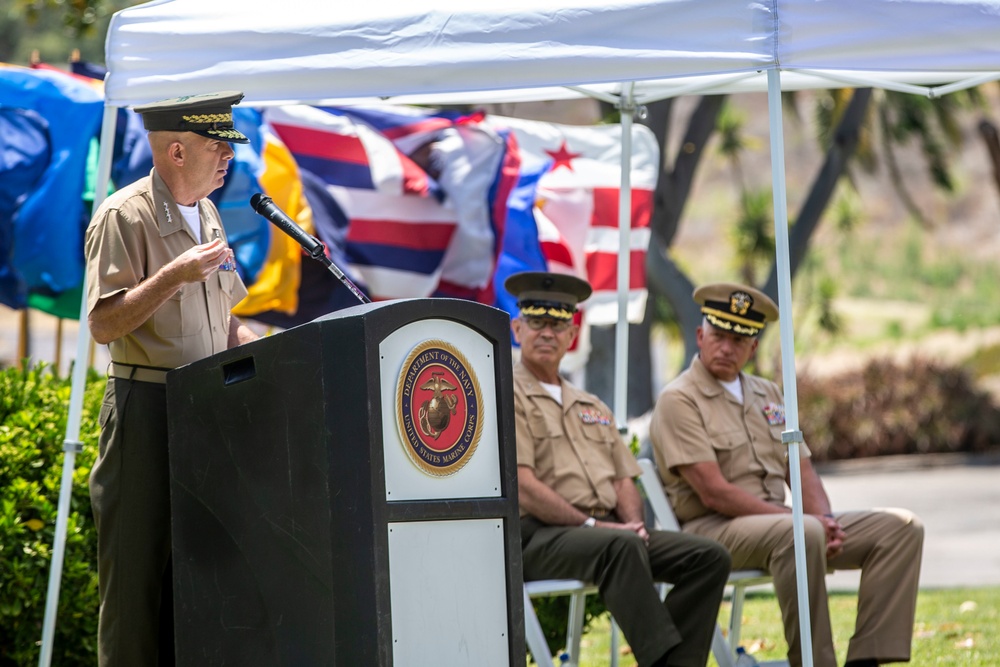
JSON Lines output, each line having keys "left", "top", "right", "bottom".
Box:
{"left": 578, "top": 507, "right": 612, "bottom": 519}
{"left": 107, "top": 361, "right": 171, "bottom": 385}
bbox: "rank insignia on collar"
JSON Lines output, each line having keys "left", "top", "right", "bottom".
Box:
{"left": 579, "top": 409, "right": 612, "bottom": 426}
{"left": 762, "top": 402, "right": 785, "bottom": 426}
{"left": 163, "top": 201, "right": 172, "bottom": 223}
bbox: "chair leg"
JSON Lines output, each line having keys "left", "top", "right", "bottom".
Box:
{"left": 712, "top": 623, "right": 737, "bottom": 667}
{"left": 524, "top": 588, "right": 553, "bottom": 666}
{"left": 566, "top": 589, "right": 588, "bottom": 665}
{"left": 729, "top": 582, "right": 747, "bottom": 657}
{"left": 609, "top": 616, "right": 620, "bottom": 667}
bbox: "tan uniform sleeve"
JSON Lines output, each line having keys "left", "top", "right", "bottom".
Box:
{"left": 610, "top": 436, "right": 642, "bottom": 479}
{"left": 652, "top": 389, "right": 718, "bottom": 473}
{"left": 513, "top": 390, "right": 536, "bottom": 470}
{"left": 85, "top": 208, "right": 146, "bottom": 316}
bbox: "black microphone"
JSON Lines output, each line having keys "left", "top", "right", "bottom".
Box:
{"left": 249, "top": 193, "right": 371, "bottom": 304}
{"left": 250, "top": 193, "right": 327, "bottom": 262}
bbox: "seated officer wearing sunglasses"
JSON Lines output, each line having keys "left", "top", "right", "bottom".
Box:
{"left": 506, "top": 271, "right": 731, "bottom": 667}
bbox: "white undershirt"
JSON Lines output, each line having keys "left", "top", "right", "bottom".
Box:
{"left": 540, "top": 381, "right": 562, "bottom": 405}
{"left": 178, "top": 203, "right": 201, "bottom": 243}
{"left": 720, "top": 377, "right": 744, "bottom": 403}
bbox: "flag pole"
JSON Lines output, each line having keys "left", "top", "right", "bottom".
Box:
{"left": 18, "top": 308, "right": 29, "bottom": 367}
{"left": 55, "top": 318, "right": 63, "bottom": 375}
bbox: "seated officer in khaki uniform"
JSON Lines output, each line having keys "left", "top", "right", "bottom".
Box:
{"left": 85, "top": 91, "right": 259, "bottom": 667}
{"left": 507, "top": 271, "right": 731, "bottom": 667}
{"left": 650, "top": 282, "right": 924, "bottom": 667}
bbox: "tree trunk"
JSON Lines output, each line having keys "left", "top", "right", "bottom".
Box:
{"left": 585, "top": 96, "right": 726, "bottom": 412}
{"left": 977, "top": 118, "right": 1000, "bottom": 209}
{"left": 762, "top": 88, "right": 874, "bottom": 302}
{"left": 645, "top": 234, "right": 700, "bottom": 367}
{"left": 646, "top": 95, "right": 727, "bottom": 369}
{"left": 585, "top": 302, "right": 654, "bottom": 419}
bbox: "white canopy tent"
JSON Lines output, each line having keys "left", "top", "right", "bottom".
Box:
{"left": 40, "top": 1, "right": 1000, "bottom": 665}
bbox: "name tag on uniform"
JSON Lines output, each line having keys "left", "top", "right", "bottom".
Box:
{"left": 762, "top": 402, "right": 785, "bottom": 426}
{"left": 579, "top": 409, "right": 612, "bottom": 426}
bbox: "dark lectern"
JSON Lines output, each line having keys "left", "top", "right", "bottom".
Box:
{"left": 166, "top": 299, "right": 524, "bottom": 666}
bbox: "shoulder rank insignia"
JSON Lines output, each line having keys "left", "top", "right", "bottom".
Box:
{"left": 762, "top": 402, "right": 785, "bottom": 426}
{"left": 579, "top": 409, "right": 612, "bottom": 426}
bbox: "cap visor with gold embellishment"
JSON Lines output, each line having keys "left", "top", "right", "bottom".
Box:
{"left": 504, "top": 271, "right": 592, "bottom": 321}
{"left": 133, "top": 90, "right": 250, "bottom": 144}
{"left": 694, "top": 281, "right": 779, "bottom": 337}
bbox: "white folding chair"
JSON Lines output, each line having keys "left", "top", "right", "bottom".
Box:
{"left": 636, "top": 458, "right": 785, "bottom": 667}
{"left": 523, "top": 578, "right": 605, "bottom": 667}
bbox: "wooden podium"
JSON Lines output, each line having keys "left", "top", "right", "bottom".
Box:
{"left": 166, "top": 299, "right": 524, "bottom": 666}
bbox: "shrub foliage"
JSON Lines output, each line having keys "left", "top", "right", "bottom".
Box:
{"left": 798, "top": 356, "right": 1000, "bottom": 461}
{"left": 0, "top": 365, "right": 103, "bottom": 666}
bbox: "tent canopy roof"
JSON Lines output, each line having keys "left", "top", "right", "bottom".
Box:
{"left": 104, "top": 0, "right": 1000, "bottom": 108}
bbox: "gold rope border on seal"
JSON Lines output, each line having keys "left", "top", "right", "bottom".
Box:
{"left": 395, "top": 338, "right": 484, "bottom": 477}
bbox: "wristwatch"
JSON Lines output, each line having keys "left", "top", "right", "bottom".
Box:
{"left": 581, "top": 517, "right": 597, "bottom": 528}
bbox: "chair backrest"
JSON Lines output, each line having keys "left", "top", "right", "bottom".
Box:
{"left": 637, "top": 457, "right": 681, "bottom": 532}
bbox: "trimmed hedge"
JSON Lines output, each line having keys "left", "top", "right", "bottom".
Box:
{"left": 0, "top": 365, "right": 103, "bottom": 667}
{"left": 798, "top": 356, "right": 1000, "bottom": 461}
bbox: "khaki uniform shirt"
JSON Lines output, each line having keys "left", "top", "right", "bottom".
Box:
{"left": 513, "top": 362, "right": 641, "bottom": 517}
{"left": 650, "top": 355, "right": 811, "bottom": 524}
{"left": 85, "top": 169, "right": 248, "bottom": 369}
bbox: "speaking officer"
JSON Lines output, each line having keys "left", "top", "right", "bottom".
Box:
{"left": 85, "top": 91, "right": 258, "bottom": 666}
{"left": 507, "top": 271, "right": 731, "bottom": 667}
{"left": 650, "top": 282, "right": 924, "bottom": 667}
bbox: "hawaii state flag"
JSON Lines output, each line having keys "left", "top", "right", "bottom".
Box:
{"left": 265, "top": 105, "right": 509, "bottom": 302}
{"left": 485, "top": 115, "right": 659, "bottom": 326}
{"left": 320, "top": 105, "right": 515, "bottom": 304}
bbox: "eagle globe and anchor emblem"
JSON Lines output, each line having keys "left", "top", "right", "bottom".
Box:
{"left": 418, "top": 372, "right": 459, "bottom": 439}
{"left": 396, "top": 339, "right": 483, "bottom": 476}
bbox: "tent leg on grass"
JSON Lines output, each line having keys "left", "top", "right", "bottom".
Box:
{"left": 38, "top": 103, "right": 117, "bottom": 667}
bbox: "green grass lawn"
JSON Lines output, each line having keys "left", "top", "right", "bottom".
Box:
{"left": 532, "top": 587, "right": 1000, "bottom": 666}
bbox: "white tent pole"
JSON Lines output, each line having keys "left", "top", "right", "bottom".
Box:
{"left": 634, "top": 72, "right": 759, "bottom": 104}
{"left": 564, "top": 86, "right": 622, "bottom": 106}
{"left": 792, "top": 68, "right": 1000, "bottom": 99}
{"left": 929, "top": 73, "right": 1000, "bottom": 97}
{"left": 38, "top": 102, "right": 118, "bottom": 667}
{"left": 613, "top": 83, "right": 635, "bottom": 427}
{"left": 766, "top": 68, "right": 813, "bottom": 667}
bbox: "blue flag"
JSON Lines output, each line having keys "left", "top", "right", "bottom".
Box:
{"left": 0, "top": 66, "right": 103, "bottom": 308}
{"left": 0, "top": 106, "right": 50, "bottom": 308}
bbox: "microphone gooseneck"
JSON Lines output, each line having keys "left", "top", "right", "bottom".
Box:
{"left": 249, "top": 193, "right": 370, "bottom": 304}
{"left": 250, "top": 193, "right": 327, "bottom": 261}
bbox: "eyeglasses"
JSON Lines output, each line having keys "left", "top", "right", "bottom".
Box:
{"left": 523, "top": 317, "right": 573, "bottom": 333}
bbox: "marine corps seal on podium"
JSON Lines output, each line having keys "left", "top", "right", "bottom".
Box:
{"left": 396, "top": 339, "right": 483, "bottom": 476}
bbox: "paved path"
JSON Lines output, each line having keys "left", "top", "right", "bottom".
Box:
{"left": 817, "top": 452, "right": 1000, "bottom": 590}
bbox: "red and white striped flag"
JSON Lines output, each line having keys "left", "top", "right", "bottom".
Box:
{"left": 484, "top": 114, "right": 658, "bottom": 325}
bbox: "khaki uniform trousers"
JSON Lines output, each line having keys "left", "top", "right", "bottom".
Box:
{"left": 684, "top": 508, "right": 924, "bottom": 667}
{"left": 90, "top": 378, "right": 174, "bottom": 667}
{"left": 521, "top": 517, "right": 731, "bottom": 667}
